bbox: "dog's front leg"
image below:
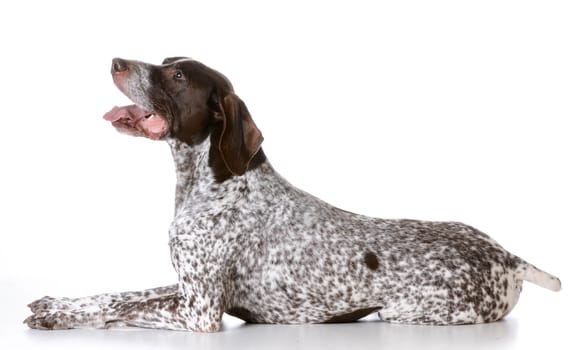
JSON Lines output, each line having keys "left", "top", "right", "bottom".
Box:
{"left": 24, "top": 285, "right": 191, "bottom": 330}
{"left": 25, "top": 283, "right": 220, "bottom": 332}
{"left": 170, "top": 237, "right": 225, "bottom": 333}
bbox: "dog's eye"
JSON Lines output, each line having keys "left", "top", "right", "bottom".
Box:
{"left": 174, "top": 71, "right": 184, "bottom": 80}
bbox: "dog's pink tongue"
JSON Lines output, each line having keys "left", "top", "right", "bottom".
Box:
{"left": 103, "top": 105, "right": 149, "bottom": 122}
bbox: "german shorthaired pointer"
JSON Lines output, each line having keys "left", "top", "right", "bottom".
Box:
{"left": 25, "top": 57, "right": 561, "bottom": 332}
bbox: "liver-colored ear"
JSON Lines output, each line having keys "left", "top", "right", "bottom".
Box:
{"left": 162, "top": 57, "right": 190, "bottom": 65}
{"left": 217, "top": 93, "right": 264, "bottom": 176}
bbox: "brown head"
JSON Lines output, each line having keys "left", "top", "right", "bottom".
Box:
{"left": 104, "top": 57, "right": 265, "bottom": 182}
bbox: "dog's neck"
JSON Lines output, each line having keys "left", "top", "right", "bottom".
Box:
{"left": 167, "top": 137, "right": 272, "bottom": 215}
{"left": 167, "top": 138, "right": 207, "bottom": 213}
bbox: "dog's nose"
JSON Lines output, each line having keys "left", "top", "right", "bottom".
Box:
{"left": 111, "top": 58, "right": 129, "bottom": 74}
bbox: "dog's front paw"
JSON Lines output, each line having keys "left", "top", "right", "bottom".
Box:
{"left": 25, "top": 296, "right": 84, "bottom": 330}
{"left": 27, "top": 296, "right": 74, "bottom": 313}
{"left": 24, "top": 311, "right": 75, "bottom": 330}
{"left": 191, "top": 319, "right": 222, "bottom": 333}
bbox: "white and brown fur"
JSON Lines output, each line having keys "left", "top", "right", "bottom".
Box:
{"left": 25, "top": 57, "right": 561, "bottom": 332}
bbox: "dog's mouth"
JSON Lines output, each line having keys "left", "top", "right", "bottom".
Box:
{"left": 103, "top": 104, "right": 169, "bottom": 140}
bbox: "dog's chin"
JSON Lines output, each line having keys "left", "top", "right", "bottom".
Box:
{"left": 104, "top": 105, "right": 169, "bottom": 140}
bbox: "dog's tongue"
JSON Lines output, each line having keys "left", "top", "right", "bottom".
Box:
{"left": 103, "top": 104, "right": 150, "bottom": 122}
{"left": 103, "top": 104, "right": 169, "bottom": 139}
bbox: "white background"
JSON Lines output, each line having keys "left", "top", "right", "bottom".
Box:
{"left": 0, "top": 1, "right": 584, "bottom": 349}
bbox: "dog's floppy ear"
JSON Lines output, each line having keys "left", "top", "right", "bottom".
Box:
{"left": 162, "top": 57, "right": 190, "bottom": 65}
{"left": 216, "top": 93, "right": 263, "bottom": 176}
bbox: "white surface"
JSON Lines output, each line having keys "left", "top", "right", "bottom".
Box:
{"left": 0, "top": 1, "right": 584, "bottom": 349}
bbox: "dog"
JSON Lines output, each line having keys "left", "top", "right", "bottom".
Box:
{"left": 24, "top": 57, "right": 561, "bottom": 332}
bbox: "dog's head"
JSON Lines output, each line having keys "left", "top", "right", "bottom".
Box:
{"left": 104, "top": 57, "right": 264, "bottom": 181}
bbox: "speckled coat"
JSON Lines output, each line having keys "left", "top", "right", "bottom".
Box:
{"left": 25, "top": 57, "right": 561, "bottom": 332}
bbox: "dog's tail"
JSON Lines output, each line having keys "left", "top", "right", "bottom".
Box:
{"left": 515, "top": 259, "right": 561, "bottom": 292}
